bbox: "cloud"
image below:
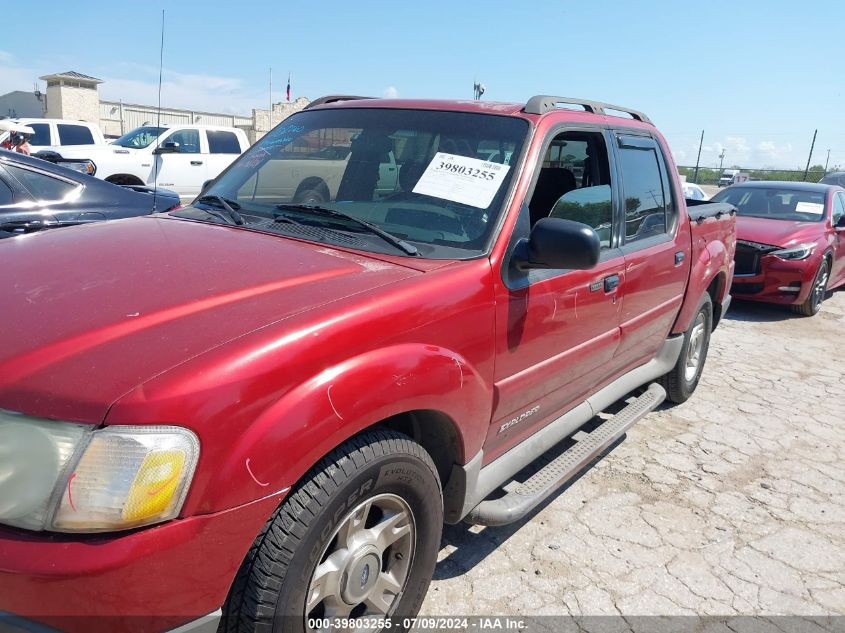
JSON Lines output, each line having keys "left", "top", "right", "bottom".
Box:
{"left": 98, "top": 63, "right": 262, "bottom": 115}
{"left": 382, "top": 86, "right": 399, "bottom": 99}
{"left": 0, "top": 56, "right": 269, "bottom": 116}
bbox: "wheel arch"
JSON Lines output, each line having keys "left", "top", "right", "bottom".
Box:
{"left": 105, "top": 173, "right": 145, "bottom": 186}
{"left": 294, "top": 176, "right": 330, "bottom": 198}
{"left": 175, "top": 342, "right": 491, "bottom": 516}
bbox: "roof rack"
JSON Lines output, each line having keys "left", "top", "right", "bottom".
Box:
{"left": 304, "top": 95, "right": 374, "bottom": 109}
{"left": 523, "top": 95, "right": 651, "bottom": 124}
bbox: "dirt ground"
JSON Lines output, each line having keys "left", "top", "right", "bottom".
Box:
{"left": 423, "top": 290, "right": 845, "bottom": 617}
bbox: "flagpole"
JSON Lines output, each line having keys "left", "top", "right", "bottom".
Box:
{"left": 269, "top": 67, "right": 273, "bottom": 131}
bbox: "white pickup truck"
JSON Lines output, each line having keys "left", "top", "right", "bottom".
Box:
{"left": 52, "top": 124, "right": 250, "bottom": 200}
{"left": 0, "top": 118, "right": 107, "bottom": 153}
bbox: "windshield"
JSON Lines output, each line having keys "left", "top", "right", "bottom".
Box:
{"left": 711, "top": 186, "right": 827, "bottom": 222}
{"left": 112, "top": 126, "right": 167, "bottom": 149}
{"left": 192, "top": 108, "right": 528, "bottom": 258}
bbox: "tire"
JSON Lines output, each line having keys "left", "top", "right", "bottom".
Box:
{"left": 660, "top": 292, "right": 713, "bottom": 404}
{"left": 222, "top": 429, "right": 443, "bottom": 633}
{"left": 791, "top": 258, "right": 829, "bottom": 317}
{"left": 293, "top": 186, "right": 328, "bottom": 205}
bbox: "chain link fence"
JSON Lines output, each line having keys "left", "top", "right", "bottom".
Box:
{"left": 678, "top": 165, "right": 831, "bottom": 186}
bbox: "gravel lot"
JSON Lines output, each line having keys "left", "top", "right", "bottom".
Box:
{"left": 423, "top": 290, "right": 845, "bottom": 617}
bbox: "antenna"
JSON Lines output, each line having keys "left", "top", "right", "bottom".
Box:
{"left": 153, "top": 9, "right": 165, "bottom": 212}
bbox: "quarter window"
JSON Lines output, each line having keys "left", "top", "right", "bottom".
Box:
{"left": 207, "top": 130, "right": 241, "bottom": 154}
{"left": 5, "top": 165, "right": 77, "bottom": 200}
{"left": 618, "top": 143, "right": 669, "bottom": 243}
{"left": 57, "top": 124, "right": 95, "bottom": 146}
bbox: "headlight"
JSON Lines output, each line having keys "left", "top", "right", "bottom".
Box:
{"left": 0, "top": 410, "right": 199, "bottom": 533}
{"left": 770, "top": 242, "right": 816, "bottom": 261}
{"left": 60, "top": 160, "right": 96, "bottom": 175}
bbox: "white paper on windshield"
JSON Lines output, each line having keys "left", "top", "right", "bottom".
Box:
{"left": 795, "top": 201, "right": 824, "bottom": 215}
{"left": 412, "top": 152, "right": 511, "bottom": 209}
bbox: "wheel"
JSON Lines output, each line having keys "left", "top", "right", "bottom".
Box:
{"left": 660, "top": 292, "right": 713, "bottom": 404}
{"left": 222, "top": 429, "right": 443, "bottom": 633}
{"left": 293, "top": 186, "right": 328, "bottom": 205}
{"left": 791, "top": 259, "right": 829, "bottom": 317}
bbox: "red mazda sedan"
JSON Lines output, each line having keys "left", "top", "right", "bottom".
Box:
{"left": 711, "top": 181, "right": 845, "bottom": 316}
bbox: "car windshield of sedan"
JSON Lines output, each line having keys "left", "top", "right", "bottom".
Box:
{"left": 711, "top": 186, "right": 827, "bottom": 222}
{"left": 112, "top": 126, "right": 167, "bottom": 149}
{"left": 187, "top": 107, "right": 528, "bottom": 259}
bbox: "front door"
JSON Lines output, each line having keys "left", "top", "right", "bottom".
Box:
{"left": 488, "top": 128, "right": 625, "bottom": 461}
{"left": 830, "top": 191, "right": 845, "bottom": 286}
{"left": 153, "top": 128, "right": 207, "bottom": 199}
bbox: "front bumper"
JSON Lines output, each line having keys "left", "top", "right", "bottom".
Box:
{"left": 0, "top": 491, "right": 285, "bottom": 633}
{"left": 731, "top": 254, "right": 818, "bottom": 305}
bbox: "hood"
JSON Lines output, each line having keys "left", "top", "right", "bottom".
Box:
{"left": 0, "top": 217, "right": 419, "bottom": 422}
{"left": 50, "top": 144, "right": 138, "bottom": 158}
{"left": 736, "top": 215, "right": 824, "bottom": 248}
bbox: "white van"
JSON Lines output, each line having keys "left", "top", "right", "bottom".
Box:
{"left": 52, "top": 124, "right": 250, "bottom": 200}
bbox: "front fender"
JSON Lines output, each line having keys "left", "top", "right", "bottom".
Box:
{"left": 184, "top": 343, "right": 492, "bottom": 513}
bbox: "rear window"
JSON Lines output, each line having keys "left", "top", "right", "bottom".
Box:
{"left": 27, "top": 123, "right": 51, "bottom": 147}
{"left": 4, "top": 164, "right": 78, "bottom": 201}
{"left": 207, "top": 130, "right": 241, "bottom": 154}
{"left": 711, "top": 186, "right": 827, "bottom": 222}
{"left": 57, "top": 124, "right": 95, "bottom": 146}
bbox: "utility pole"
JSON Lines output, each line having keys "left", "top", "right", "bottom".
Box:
{"left": 718, "top": 148, "right": 726, "bottom": 173}
{"left": 473, "top": 82, "right": 485, "bottom": 100}
{"left": 693, "top": 130, "right": 704, "bottom": 184}
{"left": 803, "top": 129, "right": 817, "bottom": 181}
{"left": 824, "top": 148, "right": 831, "bottom": 174}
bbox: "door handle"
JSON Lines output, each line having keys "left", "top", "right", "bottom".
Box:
{"left": 604, "top": 274, "right": 620, "bottom": 292}
{"left": 675, "top": 251, "right": 685, "bottom": 266}
{"left": 191, "top": 161, "right": 203, "bottom": 166}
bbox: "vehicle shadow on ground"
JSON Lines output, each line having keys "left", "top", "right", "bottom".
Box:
{"left": 433, "top": 406, "right": 631, "bottom": 580}
{"left": 724, "top": 298, "right": 800, "bottom": 323}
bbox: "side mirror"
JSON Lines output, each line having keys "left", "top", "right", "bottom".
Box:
{"left": 513, "top": 218, "right": 601, "bottom": 271}
{"left": 836, "top": 215, "right": 845, "bottom": 228}
{"left": 154, "top": 141, "right": 180, "bottom": 154}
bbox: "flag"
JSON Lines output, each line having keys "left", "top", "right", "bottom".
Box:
{"left": 286, "top": 73, "right": 291, "bottom": 102}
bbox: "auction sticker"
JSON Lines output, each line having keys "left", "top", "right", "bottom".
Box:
{"left": 413, "top": 152, "right": 510, "bottom": 208}
{"left": 795, "top": 201, "right": 824, "bottom": 215}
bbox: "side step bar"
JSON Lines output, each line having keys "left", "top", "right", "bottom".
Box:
{"left": 465, "top": 382, "right": 666, "bottom": 526}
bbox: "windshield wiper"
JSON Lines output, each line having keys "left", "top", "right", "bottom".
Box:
{"left": 195, "top": 195, "right": 245, "bottom": 226}
{"left": 274, "top": 204, "right": 418, "bottom": 256}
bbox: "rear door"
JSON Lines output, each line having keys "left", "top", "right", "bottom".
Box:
{"left": 611, "top": 133, "right": 690, "bottom": 370}
{"left": 488, "top": 127, "right": 625, "bottom": 460}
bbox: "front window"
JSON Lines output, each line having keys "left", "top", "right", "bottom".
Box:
{"left": 187, "top": 108, "right": 528, "bottom": 259}
{"left": 711, "top": 186, "right": 827, "bottom": 222}
{"left": 112, "top": 126, "right": 167, "bottom": 149}
{"left": 57, "top": 124, "right": 95, "bottom": 146}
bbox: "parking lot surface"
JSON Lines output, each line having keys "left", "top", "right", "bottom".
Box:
{"left": 423, "top": 291, "right": 845, "bottom": 616}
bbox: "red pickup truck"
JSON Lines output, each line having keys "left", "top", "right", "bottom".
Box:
{"left": 0, "top": 95, "right": 735, "bottom": 633}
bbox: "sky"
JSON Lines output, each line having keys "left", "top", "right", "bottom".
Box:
{"left": 1, "top": 0, "right": 843, "bottom": 170}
